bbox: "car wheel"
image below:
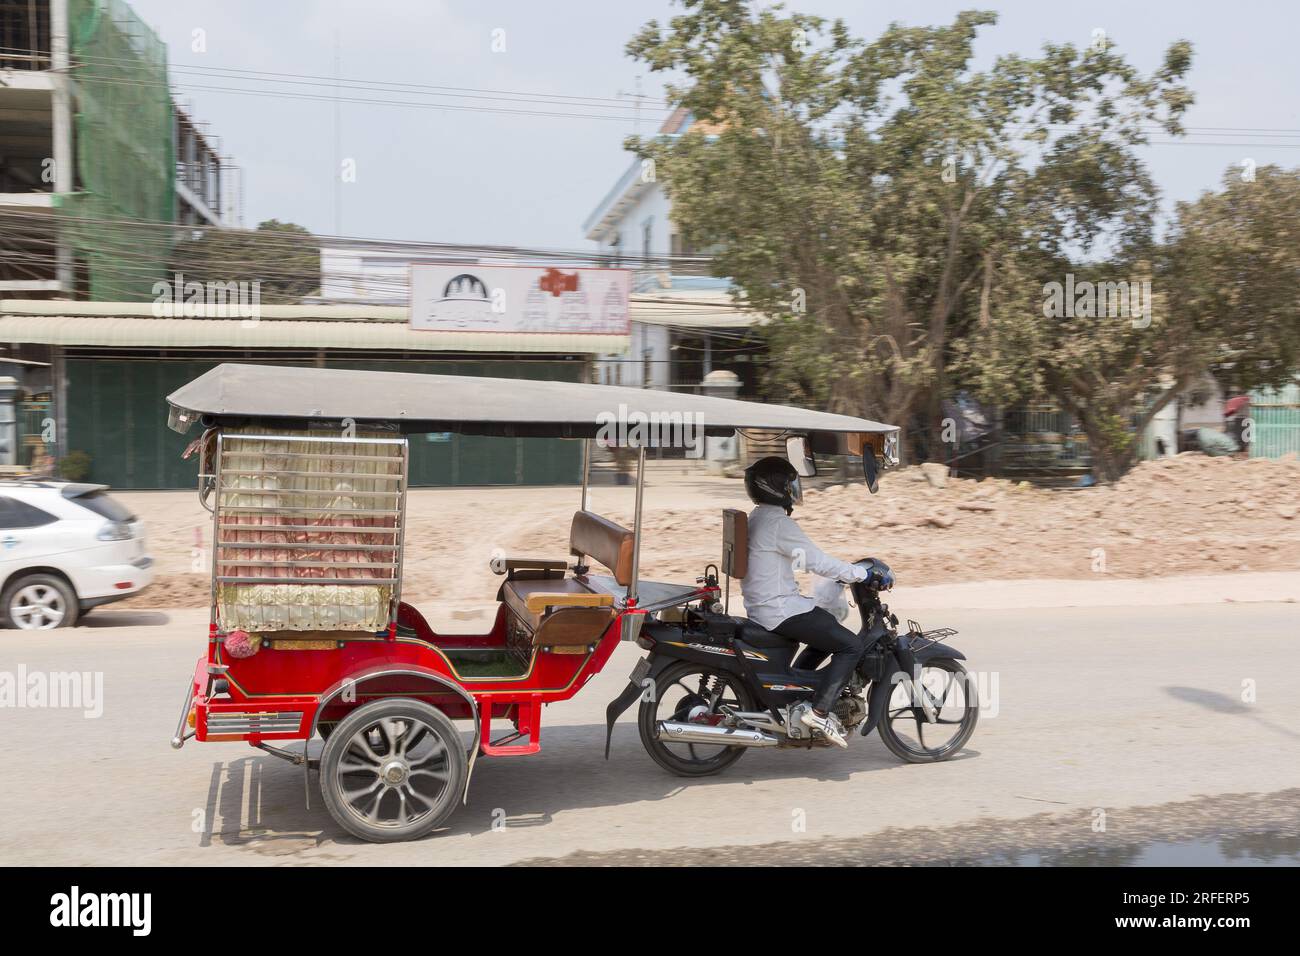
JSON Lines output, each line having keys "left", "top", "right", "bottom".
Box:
{"left": 2, "top": 574, "right": 79, "bottom": 630}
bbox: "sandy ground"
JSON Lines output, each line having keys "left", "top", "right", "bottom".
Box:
{"left": 1, "top": 598, "right": 1296, "bottom": 865}
{"left": 110, "top": 452, "right": 1300, "bottom": 630}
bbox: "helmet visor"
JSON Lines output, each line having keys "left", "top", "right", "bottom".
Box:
{"left": 789, "top": 476, "right": 803, "bottom": 505}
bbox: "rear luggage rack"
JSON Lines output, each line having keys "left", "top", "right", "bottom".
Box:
{"left": 905, "top": 622, "right": 959, "bottom": 653}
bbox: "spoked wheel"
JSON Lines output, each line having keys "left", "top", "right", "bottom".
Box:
{"left": 319, "top": 699, "right": 466, "bottom": 843}
{"left": 877, "top": 658, "right": 979, "bottom": 763}
{"left": 638, "top": 661, "right": 756, "bottom": 777}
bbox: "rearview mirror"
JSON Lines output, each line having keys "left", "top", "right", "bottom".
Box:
{"left": 863, "top": 451, "right": 880, "bottom": 494}
{"left": 785, "top": 435, "right": 817, "bottom": 477}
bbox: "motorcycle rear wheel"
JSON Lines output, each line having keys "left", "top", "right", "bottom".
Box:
{"left": 638, "top": 661, "right": 756, "bottom": 777}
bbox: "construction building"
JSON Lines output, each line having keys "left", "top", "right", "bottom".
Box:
{"left": 0, "top": 0, "right": 235, "bottom": 301}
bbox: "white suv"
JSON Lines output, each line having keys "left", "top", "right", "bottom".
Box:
{"left": 0, "top": 480, "right": 154, "bottom": 629}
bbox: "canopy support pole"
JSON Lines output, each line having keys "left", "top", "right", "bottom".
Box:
{"left": 579, "top": 438, "right": 590, "bottom": 511}
{"left": 628, "top": 446, "right": 646, "bottom": 607}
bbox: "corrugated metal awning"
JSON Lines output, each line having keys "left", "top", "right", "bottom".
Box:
{"left": 0, "top": 303, "right": 628, "bottom": 353}
{"left": 631, "top": 294, "right": 759, "bottom": 329}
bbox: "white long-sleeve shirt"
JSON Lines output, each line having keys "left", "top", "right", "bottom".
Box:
{"left": 739, "top": 503, "right": 868, "bottom": 630}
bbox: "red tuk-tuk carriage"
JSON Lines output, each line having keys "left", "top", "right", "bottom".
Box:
{"left": 168, "top": 364, "right": 974, "bottom": 843}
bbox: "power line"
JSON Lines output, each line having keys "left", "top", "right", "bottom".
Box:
{"left": 0, "top": 46, "right": 677, "bottom": 109}
{"left": 0, "top": 208, "right": 716, "bottom": 267}
{"left": 8, "top": 45, "right": 1300, "bottom": 145}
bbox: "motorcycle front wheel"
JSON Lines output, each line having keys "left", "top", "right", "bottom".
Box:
{"left": 638, "top": 661, "right": 756, "bottom": 777}
{"left": 877, "top": 657, "right": 979, "bottom": 763}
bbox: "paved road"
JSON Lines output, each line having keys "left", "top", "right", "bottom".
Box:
{"left": 1, "top": 600, "right": 1297, "bottom": 865}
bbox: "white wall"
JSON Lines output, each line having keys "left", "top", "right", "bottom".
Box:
{"left": 594, "top": 181, "right": 674, "bottom": 265}
{"left": 595, "top": 320, "right": 671, "bottom": 390}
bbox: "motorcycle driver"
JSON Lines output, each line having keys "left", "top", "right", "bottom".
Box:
{"left": 739, "top": 456, "right": 887, "bottom": 748}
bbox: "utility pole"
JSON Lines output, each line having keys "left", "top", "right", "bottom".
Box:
{"left": 332, "top": 32, "right": 342, "bottom": 236}
{"left": 50, "top": 0, "right": 73, "bottom": 295}
{"left": 618, "top": 74, "right": 649, "bottom": 138}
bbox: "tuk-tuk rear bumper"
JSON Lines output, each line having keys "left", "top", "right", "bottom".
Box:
{"left": 169, "top": 660, "right": 200, "bottom": 749}
{"left": 172, "top": 657, "right": 316, "bottom": 747}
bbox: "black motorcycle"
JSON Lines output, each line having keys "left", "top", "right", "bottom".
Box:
{"left": 605, "top": 559, "right": 979, "bottom": 775}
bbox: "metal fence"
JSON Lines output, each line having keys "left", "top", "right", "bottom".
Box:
{"left": 998, "top": 404, "right": 1092, "bottom": 479}
{"left": 1249, "top": 384, "right": 1300, "bottom": 459}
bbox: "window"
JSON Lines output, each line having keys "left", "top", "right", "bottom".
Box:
{"left": 642, "top": 218, "right": 654, "bottom": 260}
{"left": 0, "top": 496, "right": 57, "bottom": 530}
{"left": 65, "top": 490, "right": 135, "bottom": 522}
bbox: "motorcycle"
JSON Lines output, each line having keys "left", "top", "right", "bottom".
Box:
{"left": 606, "top": 559, "right": 979, "bottom": 774}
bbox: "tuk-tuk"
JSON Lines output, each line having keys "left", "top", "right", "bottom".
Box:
{"left": 167, "top": 364, "right": 973, "bottom": 844}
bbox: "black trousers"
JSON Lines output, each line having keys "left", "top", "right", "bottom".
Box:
{"left": 773, "top": 606, "right": 864, "bottom": 713}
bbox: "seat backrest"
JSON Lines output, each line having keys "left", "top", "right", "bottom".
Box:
{"left": 570, "top": 510, "right": 635, "bottom": 586}
{"left": 722, "top": 508, "right": 748, "bottom": 579}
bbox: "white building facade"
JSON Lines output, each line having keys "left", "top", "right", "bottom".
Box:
{"left": 581, "top": 108, "right": 760, "bottom": 394}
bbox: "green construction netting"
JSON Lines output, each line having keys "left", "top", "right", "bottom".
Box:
{"left": 56, "top": 0, "right": 175, "bottom": 301}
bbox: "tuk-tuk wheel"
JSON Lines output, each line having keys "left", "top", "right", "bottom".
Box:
{"left": 319, "top": 699, "right": 466, "bottom": 843}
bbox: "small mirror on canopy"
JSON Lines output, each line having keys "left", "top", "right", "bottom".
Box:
{"left": 785, "top": 435, "right": 817, "bottom": 477}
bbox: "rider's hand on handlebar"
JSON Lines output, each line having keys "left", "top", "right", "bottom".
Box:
{"left": 857, "top": 559, "right": 895, "bottom": 591}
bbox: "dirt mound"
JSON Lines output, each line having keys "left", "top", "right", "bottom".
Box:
{"left": 119, "top": 453, "right": 1300, "bottom": 610}
{"left": 630, "top": 453, "right": 1300, "bottom": 588}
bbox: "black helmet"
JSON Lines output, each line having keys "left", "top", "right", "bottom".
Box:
{"left": 744, "top": 456, "right": 803, "bottom": 514}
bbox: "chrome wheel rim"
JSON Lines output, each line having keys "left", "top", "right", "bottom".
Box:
{"left": 335, "top": 717, "right": 452, "bottom": 830}
{"left": 10, "top": 584, "right": 66, "bottom": 630}
{"left": 885, "top": 664, "right": 975, "bottom": 758}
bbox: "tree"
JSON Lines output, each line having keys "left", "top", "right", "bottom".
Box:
{"left": 969, "top": 167, "right": 1300, "bottom": 480}
{"left": 626, "top": 1, "right": 1192, "bottom": 467}
{"left": 168, "top": 219, "right": 320, "bottom": 303}
{"left": 1167, "top": 166, "right": 1300, "bottom": 395}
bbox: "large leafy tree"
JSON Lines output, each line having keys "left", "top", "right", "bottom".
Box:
{"left": 168, "top": 219, "right": 320, "bottom": 304}
{"left": 970, "top": 167, "right": 1300, "bottom": 480}
{"left": 1167, "top": 165, "right": 1300, "bottom": 396}
{"left": 627, "top": 1, "right": 1192, "bottom": 470}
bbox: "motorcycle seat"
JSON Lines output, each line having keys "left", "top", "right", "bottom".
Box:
{"left": 735, "top": 619, "right": 793, "bottom": 649}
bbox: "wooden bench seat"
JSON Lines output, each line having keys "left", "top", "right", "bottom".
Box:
{"left": 494, "top": 509, "right": 637, "bottom": 652}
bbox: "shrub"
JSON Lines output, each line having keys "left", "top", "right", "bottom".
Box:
{"left": 57, "top": 450, "right": 92, "bottom": 482}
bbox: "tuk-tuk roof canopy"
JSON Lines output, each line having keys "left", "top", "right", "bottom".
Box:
{"left": 166, "top": 363, "right": 897, "bottom": 448}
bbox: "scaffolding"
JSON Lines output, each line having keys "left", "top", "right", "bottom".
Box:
{"left": 56, "top": 0, "right": 175, "bottom": 300}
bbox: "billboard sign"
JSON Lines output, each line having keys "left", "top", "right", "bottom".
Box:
{"left": 410, "top": 263, "right": 631, "bottom": 334}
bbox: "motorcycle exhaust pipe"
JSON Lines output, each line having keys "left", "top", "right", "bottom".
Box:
{"left": 655, "top": 721, "right": 780, "bottom": 747}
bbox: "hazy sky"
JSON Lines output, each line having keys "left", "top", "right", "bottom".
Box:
{"left": 127, "top": 0, "right": 1300, "bottom": 250}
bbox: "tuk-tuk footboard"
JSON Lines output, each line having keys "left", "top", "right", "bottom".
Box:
{"left": 477, "top": 694, "right": 544, "bottom": 756}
